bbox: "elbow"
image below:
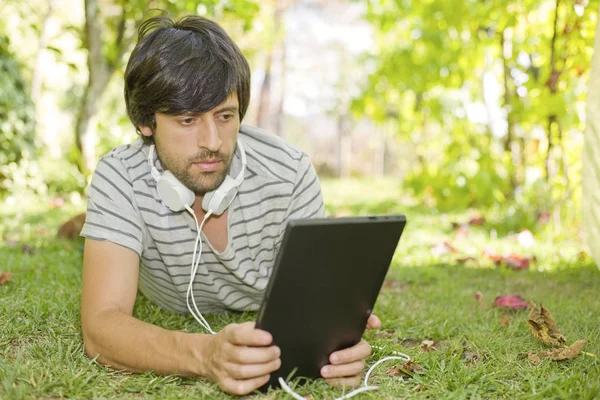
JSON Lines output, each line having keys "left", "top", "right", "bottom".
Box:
{"left": 82, "top": 326, "right": 100, "bottom": 360}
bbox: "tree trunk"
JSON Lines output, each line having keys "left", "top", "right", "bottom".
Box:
{"left": 75, "top": 0, "right": 131, "bottom": 174}
{"left": 582, "top": 2, "right": 600, "bottom": 268}
{"left": 546, "top": 0, "right": 561, "bottom": 181}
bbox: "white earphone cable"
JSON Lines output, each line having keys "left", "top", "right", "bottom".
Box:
{"left": 184, "top": 205, "right": 216, "bottom": 335}
{"left": 278, "top": 352, "right": 411, "bottom": 400}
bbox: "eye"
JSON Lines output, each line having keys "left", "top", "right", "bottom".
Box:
{"left": 180, "top": 117, "right": 195, "bottom": 126}
{"left": 218, "top": 113, "right": 234, "bottom": 122}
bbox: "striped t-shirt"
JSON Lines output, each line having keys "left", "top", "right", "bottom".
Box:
{"left": 80, "top": 124, "right": 325, "bottom": 314}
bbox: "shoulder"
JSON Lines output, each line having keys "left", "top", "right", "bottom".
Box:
{"left": 94, "top": 138, "right": 149, "bottom": 182}
{"left": 239, "top": 125, "right": 310, "bottom": 184}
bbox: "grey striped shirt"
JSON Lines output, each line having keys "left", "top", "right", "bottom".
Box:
{"left": 81, "top": 125, "right": 325, "bottom": 314}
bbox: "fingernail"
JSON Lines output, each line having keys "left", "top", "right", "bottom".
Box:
{"left": 321, "top": 366, "right": 329, "bottom": 377}
{"left": 331, "top": 354, "right": 339, "bottom": 363}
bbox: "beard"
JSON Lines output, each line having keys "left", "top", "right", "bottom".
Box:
{"left": 156, "top": 146, "right": 233, "bottom": 195}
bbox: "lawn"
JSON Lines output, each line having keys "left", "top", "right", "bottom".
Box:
{"left": 1, "top": 179, "right": 599, "bottom": 399}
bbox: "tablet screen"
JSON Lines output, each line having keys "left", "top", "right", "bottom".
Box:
{"left": 256, "top": 215, "right": 406, "bottom": 389}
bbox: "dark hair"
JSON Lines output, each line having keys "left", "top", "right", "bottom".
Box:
{"left": 124, "top": 14, "right": 251, "bottom": 143}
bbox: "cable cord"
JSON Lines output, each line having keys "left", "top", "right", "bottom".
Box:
{"left": 184, "top": 205, "right": 216, "bottom": 335}
{"left": 183, "top": 206, "right": 411, "bottom": 399}
{"left": 278, "top": 352, "right": 411, "bottom": 400}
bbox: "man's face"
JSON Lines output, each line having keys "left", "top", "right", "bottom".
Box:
{"left": 141, "top": 93, "right": 240, "bottom": 195}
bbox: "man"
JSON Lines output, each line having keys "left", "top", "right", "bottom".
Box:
{"left": 80, "top": 14, "right": 381, "bottom": 396}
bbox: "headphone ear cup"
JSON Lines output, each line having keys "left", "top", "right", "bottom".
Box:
{"left": 202, "top": 176, "right": 238, "bottom": 215}
{"left": 157, "top": 171, "right": 195, "bottom": 212}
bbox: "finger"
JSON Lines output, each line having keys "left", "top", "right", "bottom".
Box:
{"left": 225, "top": 358, "right": 281, "bottom": 380}
{"left": 366, "top": 314, "right": 382, "bottom": 330}
{"left": 219, "top": 374, "right": 271, "bottom": 396}
{"left": 228, "top": 345, "right": 281, "bottom": 364}
{"left": 330, "top": 340, "right": 372, "bottom": 365}
{"left": 224, "top": 322, "right": 272, "bottom": 346}
{"left": 325, "top": 375, "right": 363, "bottom": 389}
{"left": 321, "top": 360, "right": 366, "bottom": 379}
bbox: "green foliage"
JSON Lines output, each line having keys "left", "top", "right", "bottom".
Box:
{"left": 0, "top": 34, "right": 36, "bottom": 189}
{"left": 355, "top": 0, "right": 598, "bottom": 218}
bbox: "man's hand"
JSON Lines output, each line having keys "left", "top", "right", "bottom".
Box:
{"left": 204, "top": 322, "right": 281, "bottom": 395}
{"left": 320, "top": 314, "right": 381, "bottom": 388}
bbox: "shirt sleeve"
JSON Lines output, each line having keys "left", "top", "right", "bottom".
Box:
{"left": 80, "top": 155, "right": 145, "bottom": 256}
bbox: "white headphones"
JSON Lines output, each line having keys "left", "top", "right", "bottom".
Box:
{"left": 147, "top": 139, "right": 247, "bottom": 215}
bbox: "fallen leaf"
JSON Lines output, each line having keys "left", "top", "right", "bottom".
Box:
{"left": 457, "top": 256, "right": 479, "bottom": 266}
{"left": 383, "top": 280, "right": 408, "bottom": 293}
{"left": 474, "top": 291, "right": 486, "bottom": 309}
{"left": 502, "top": 254, "right": 532, "bottom": 270}
{"left": 412, "top": 384, "right": 422, "bottom": 392}
{"left": 431, "top": 241, "right": 457, "bottom": 256}
{"left": 500, "top": 315, "right": 510, "bottom": 327}
{"left": 399, "top": 338, "right": 423, "bottom": 348}
{"left": 469, "top": 216, "right": 486, "bottom": 226}
{"left": 483, "top": 250, "right": 504, "bottom": 263}
{"left": 527, "top": 304, "right": 567, "bottom": 347}
{"left": 421, "top": 340, "right": 439, "bottom": 352}
{"left": 20, "top": 245, "right": 35, "bottom": 254}
{"left": 526, "top": 352, "right": 542, "bottom": 365}
{"left": 462, "top": 352, "right": 480, "bottom": 366}
{"left": 493, "top": 295, "right": 529, "bottom": 310}
{"left": 542, "top": 340, "right": 588, "bottom": 360}
{"left": 0, "top": 271, "right": 12, "bottom": 285}
{"left": 56, "top": 213, "right": 87, "bottom": 240}
{"left": 386, "top": 360, "right": 422, "bottom": 377}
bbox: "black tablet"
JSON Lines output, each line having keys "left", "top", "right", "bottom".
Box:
{"left": 255, "top": 215, "right": 406, "bottom": 389}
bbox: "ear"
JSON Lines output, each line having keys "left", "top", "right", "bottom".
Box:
{"left": 139, "top": 125, "right": 153, "bottom": 137}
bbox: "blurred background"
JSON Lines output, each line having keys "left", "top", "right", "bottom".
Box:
{"left": 1, "top": 0, "right": 598, "bottom": 241}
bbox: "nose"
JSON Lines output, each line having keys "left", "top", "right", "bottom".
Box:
{"left": 198, "top": 118, "right": 222, "bottom": 153}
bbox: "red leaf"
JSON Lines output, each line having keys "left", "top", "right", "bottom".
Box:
{"left": 503, "top": 254, "right": 531, "bottom": 270}
{"left": 431, "top": 241, "right": 457, "bottom": 256}
{"left": 493, "top": 295, "right": 529, "bottom": 310}
{"left": 468, "top": 216, "right": 485, "bottom": 226}
{"left": 0, "top": 271, "right": 12, "bottom": 285}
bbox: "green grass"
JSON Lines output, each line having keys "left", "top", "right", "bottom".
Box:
{"left": 1, "top": 179, "right": 599, "bottom": 399}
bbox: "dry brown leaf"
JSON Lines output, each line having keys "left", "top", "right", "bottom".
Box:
{"left": 0, "top": 271, "right": 12, "bottom": 285}
{"left": 527, "top": 304, "right": 567, "bottom": 347}
{"left": 527, "top": 352, "right": 542, "bottom": 365}
{"left": 474, "top": 291, "right": 487, "bottom": 309}
{"left": 56, "top": 213, "right": 87, "bottom": 240}
{"left": 462, "top": 352, "right": 480, "bottom": 366}
{"left": 542, "top": 340, "right": 588, "bottom": 361}
{"left": 386, "top": 360, "right": 422, "bottom": 377}
{"left": 421, "top": 340, "right": 439, "bottom": 352}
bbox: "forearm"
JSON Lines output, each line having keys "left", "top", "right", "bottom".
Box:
{"left": 82, "top": 308, "right": 213, "bottom": 377}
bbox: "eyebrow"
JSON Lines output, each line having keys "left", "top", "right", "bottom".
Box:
{"left": 213, "top": 105, "right": 238, "bottom": 114}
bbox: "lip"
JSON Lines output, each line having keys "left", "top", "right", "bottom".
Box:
{"left": 192, "top": 160, "right": 222, "bottom": 172}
